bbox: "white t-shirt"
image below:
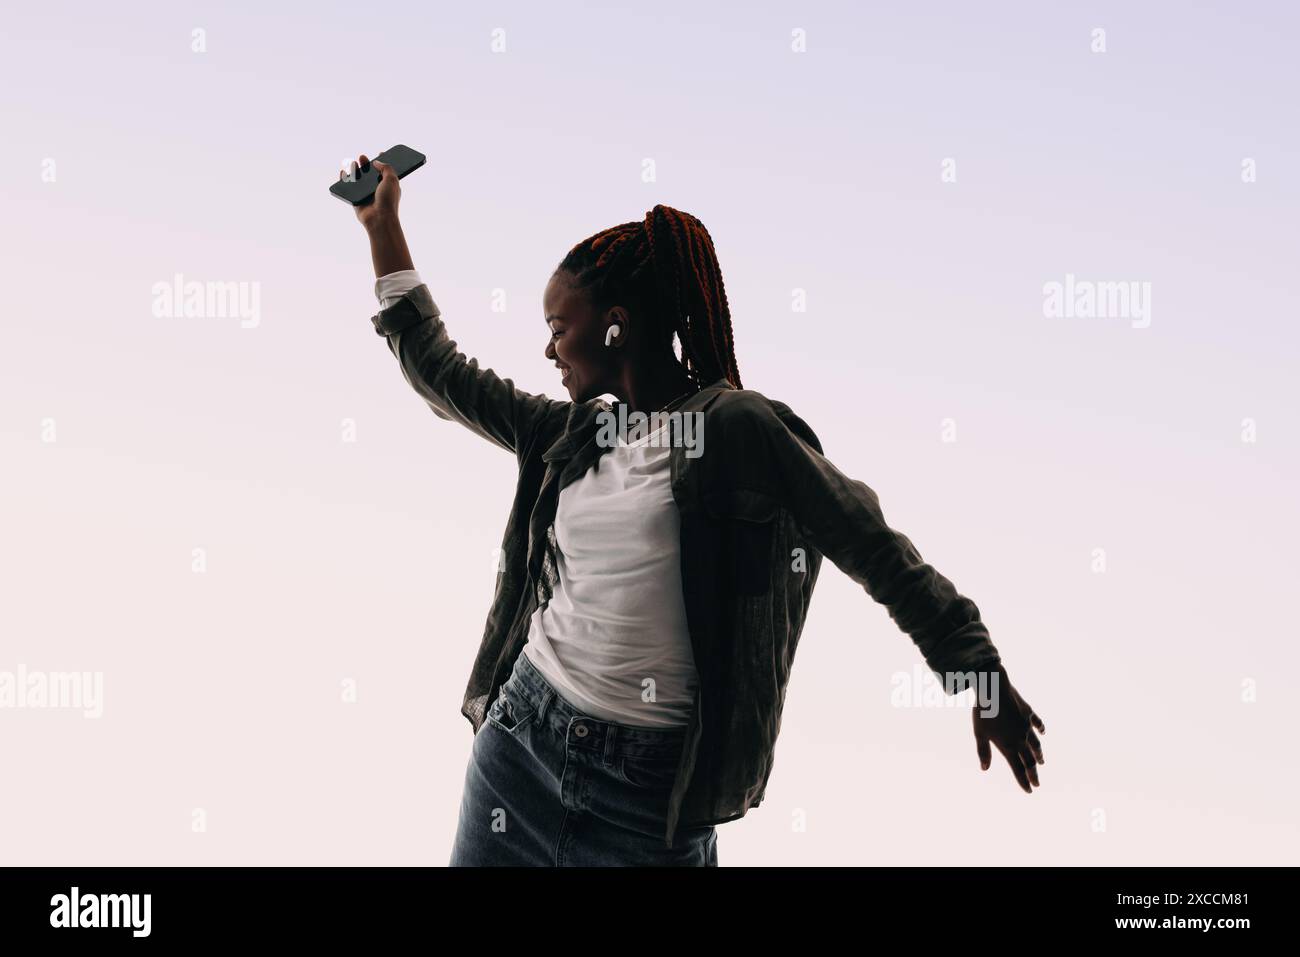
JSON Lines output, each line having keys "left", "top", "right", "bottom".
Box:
{"left": 374, "top": 270, "right": 696, "bottom": 728}
{"left": 522, "top": 419, "right": 697, "bottom": 727}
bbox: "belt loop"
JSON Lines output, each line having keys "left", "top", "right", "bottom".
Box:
{"left": 536, "top": 687, "right": 553, "bottom": 725}
{"left": 604, "top": 723, "right": 618, "bottom": 763}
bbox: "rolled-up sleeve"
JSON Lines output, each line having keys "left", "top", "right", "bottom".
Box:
{"left": 375, "top": 269, "right": 425, "bottom": 309}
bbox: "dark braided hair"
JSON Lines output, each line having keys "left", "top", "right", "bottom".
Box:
{"left": 555, "top": 204, "right": 742, "bottom": 389}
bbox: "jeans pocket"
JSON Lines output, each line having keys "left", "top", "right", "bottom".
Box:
{"left": 486, "top": 683, "right": 536, "bottom": 735}
{"left": 616, "top": 752, "right": 680, "bottom": 791}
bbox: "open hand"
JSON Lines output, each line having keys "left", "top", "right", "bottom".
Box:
{"left": 972, "top": 668, "right": 1046, "bottom": 793}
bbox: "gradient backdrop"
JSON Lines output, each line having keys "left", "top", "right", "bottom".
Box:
{"left": 2, "top": 1, "right": 1296, "bottom": 866}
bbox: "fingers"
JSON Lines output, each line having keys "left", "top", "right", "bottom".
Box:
{"left": 338, "top": 155, "right": 376, "bottom": 182}
{"left": 1031, "top": 712, "right": 1046, "bottom": 734}
{"left": 990, "top": 727, "right": 1042, "bottom": 793}
{"left": 974, "top": 714, "right": 992, "bottom": 771}
{"left": 1006, "top": 747, "right": 1032, "bottom": 793}
{"left": 1019, "top": 746, "right": 1040, "bottom": 787}
{"left": 1005, "top": 732, "right": 1043, "bottom": 791}
{"left": 1027, "top": 728, "right": 1045, "bottom": 765}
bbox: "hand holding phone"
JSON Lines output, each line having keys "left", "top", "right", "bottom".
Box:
{"left": 332, "top": 144, "right": 425, "bottom": 206}
{"left": 334, "top": 145, "right": 425, "bottom": 235}
{"left": 349, "top": 156, "right": 399, "bottom": 232}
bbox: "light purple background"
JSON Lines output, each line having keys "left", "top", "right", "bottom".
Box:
{"left": 3, "top": 1, "right": 1296, "bottom": 865}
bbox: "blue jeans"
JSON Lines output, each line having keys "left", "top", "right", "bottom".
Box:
{"left": 449, "top": 650, "right": 719, "bottom": 866}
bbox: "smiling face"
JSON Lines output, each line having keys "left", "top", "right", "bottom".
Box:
{"left": 543, "top": 270, "right": 623, "bottom": 402}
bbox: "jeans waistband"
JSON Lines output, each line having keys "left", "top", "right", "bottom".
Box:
{"left": 505, "top": 649, "right": 688, "bottom": 760}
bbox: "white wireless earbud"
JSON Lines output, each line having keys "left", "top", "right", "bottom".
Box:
{"left": 604, "top": 324, "right": 621, "bottom": 347}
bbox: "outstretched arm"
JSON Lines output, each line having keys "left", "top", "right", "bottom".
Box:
{"left": 349, "top": 153, "right": 569, "bottom": 456}
{"left": 758, "top": 403, "right": 999, "bottom": 685}
{"left": 753, "top": 401, "right": 1046, "bottom": 791}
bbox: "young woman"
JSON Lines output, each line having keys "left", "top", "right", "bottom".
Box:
{"left": 346, "top": 154, "right": 1047, "bottom": 867}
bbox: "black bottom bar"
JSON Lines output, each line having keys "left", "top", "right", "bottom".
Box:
{"left": 0, "top": 866, "right": 1285, "bottom": 943}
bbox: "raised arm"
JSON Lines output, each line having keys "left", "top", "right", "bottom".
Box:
{"left": 351, "top": 154, "right": 569, "bottom": 456}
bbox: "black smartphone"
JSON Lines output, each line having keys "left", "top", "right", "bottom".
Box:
{"left": 330, "top": 144, "right": 426, "bottom": 205}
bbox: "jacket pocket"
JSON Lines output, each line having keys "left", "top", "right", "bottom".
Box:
{"left": 703, "top": 487, "right": 781, "bottom": 596}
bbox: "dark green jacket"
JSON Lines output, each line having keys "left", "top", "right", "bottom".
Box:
{"left": 371, "top": 283, "right": 1002, "bottom": 849}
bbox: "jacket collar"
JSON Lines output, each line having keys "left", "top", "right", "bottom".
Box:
{"left": 542, "top": 377, "right": 734, "bottom": 463}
